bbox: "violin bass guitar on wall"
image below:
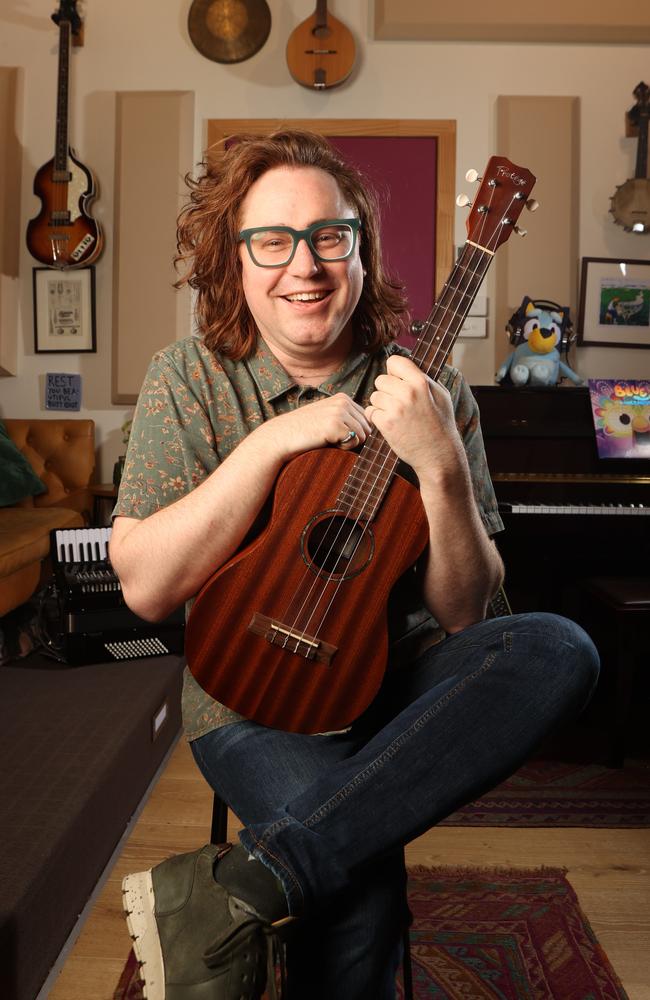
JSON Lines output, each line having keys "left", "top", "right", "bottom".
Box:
{"left": 26, "top": 0, "right": 103, "bottom": 269}
{"left": 286, "top": 1, "right": 355, "bottom": 90}
{"left": 610, "top": 81, "right": 650, "bottom": 234}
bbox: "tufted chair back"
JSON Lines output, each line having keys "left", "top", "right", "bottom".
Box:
{"left": 3, "top": 418, "right": 95, "bottom": 518}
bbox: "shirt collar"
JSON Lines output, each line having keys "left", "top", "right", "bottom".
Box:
{"left": 246, "top": 335, "right": 371, "bottom": 404}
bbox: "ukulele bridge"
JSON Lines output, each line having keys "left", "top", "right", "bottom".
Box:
{"left": 248, "top": 612, "right": 337, "bottom": 665}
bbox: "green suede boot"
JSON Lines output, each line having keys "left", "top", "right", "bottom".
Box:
{"left": 122, "top": 843, "right": 291, "bottom": 1000}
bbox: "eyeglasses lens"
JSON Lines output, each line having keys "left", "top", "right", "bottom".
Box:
{"left": 250, "top": 224, "right": 354, "bottom": 266}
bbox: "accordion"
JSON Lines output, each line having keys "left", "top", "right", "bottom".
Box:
{"left": 50, "top": 527, "right": 184, "bottom": 665}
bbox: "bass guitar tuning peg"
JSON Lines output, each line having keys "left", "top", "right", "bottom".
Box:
{"left": 465, "top": 169, "right": 481, "bottom": 183}
{"left": 456, "top": 194, "right": 472, "bottom": 208}
{"left": 526, "top": 198, "right": 539, "bottom": 212}
{"left": 514, "top": 225, "right": 528, "bottom": 237}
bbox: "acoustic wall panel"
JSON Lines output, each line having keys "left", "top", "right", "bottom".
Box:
{"left": 494, "top": 96, "right": 579, "bottom": 371}
{"left": 112, "top": 91, "right": 194, "bottom": 404}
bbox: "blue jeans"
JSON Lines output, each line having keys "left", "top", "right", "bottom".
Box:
{"left": 191, "top": 612, "right": 599, "bottom": 999}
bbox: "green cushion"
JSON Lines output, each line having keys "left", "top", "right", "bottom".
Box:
{"left": 0, "top": 420, "right": 47, "bottom": 507}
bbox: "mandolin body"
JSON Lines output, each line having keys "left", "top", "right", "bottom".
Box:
{"left": 286, "top": 9, "right": 355, "bottom": 89}
{"left": 186, "top": 447, "right": 429, "bottom": 734}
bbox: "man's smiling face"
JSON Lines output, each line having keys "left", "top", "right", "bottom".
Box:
{"left": 237, "top": 165, "right": 364, "bottom": 366}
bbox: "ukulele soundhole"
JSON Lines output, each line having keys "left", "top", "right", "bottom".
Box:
{"left": 301, "top": 510, "right": 374, "bottom": 580}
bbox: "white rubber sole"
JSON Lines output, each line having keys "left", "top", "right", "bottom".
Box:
{"left": 122, "top": 869, "right": 165, "bottom": 1000}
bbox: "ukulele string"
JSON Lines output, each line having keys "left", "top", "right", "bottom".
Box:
{"left": 296, "top": 188, "right": 515, "bottom": 645}
{"left": 277, "top": 224, "right": 500, "bottom": 651}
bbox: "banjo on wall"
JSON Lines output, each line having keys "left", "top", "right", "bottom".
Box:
{"left": 610, "top": 81, "right": 650, "bottom": 235}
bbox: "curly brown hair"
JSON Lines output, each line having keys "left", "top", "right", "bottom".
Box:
{"left": 174, "top": 128, "right": 409, "bottom": 359}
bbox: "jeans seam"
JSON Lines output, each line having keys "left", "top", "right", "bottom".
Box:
{"left": 302, "top": 649, "right": 498, "bottom": 828}
{"left": 245, "top": 826, "right": 306, "bottom": 910}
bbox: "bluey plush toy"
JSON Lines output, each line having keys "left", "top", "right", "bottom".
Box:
{"left": 496, "top": 297, "right": 584, "bottom": 387}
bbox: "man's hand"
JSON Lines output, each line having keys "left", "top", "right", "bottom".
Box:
{"left": 260, "top": 392, "right": 372, "bottom": 459}
{"left": 366, "top": 354, "right": 465, "bottom": 480}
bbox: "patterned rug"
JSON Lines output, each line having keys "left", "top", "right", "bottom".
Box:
{"left": 115, "top": 867, "right": 628, "bottom": 999}
{"left": 397, "top": 867, "right": 628, "bottom": 999}
{"left": 439, "top": 757, "right": 650, "bottom": 827}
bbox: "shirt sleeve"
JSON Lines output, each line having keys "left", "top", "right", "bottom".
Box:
{"left": 113, "top": 347, "right": 219, "bottom": 521}
{"left": 444, "top": 366, "right": 504, "bottom": 536}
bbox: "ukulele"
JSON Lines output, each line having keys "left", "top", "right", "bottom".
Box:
{"left": 185, "top": 157, "right": 537, "bottom": 735}
{"left": 286, "top": 1, "right": 355, "bottom": 89}
{"left": 610, "top": 81, "right": 650, "bottom": 234}
{"left": 26, "top": 0, "right": 103, "bottom": 269}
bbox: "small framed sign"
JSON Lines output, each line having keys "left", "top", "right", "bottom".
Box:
{"left": 33, "top": 266, "right": 96, "bottom": 354}
{"left": 45, "top": 373, "right": 82, "bottom": 411}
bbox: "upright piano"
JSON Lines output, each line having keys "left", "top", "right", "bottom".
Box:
{"left": 472, "top": 385, "right": 650, "bottom": 616}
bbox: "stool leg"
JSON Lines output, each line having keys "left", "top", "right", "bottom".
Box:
{"left": 402, "top": 926, "right": 414, "bottom": 999}
{"left": 210, "top": 793, "right": 228, "bottom": 843}
{"left": 610, "top": 612, "right": 642, "bottom": 768}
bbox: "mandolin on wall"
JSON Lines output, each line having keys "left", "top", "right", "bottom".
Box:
{"left": 286, "top": 1, "right": 355, "bottom": 90}
{"left": 26, "top": 0, "right": 103, "bottom": 269}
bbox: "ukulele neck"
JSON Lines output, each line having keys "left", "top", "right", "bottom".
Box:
{"left": 337, "top": 243, "right": 493, "bottom": 520}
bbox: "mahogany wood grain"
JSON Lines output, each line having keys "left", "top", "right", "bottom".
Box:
{"left": 186, "top": 448, "right": 429, "bottom": 734}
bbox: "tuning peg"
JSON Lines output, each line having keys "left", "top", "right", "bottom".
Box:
{"left": 456, "top": 194, "right": 472, "bottom": 208}
{"left": 465, "top": 169, "right": 481, "bottom": 183}
{"left": 526, "top": 198, "right": 539, "bottom": 212}
{"left": 514, "top": 225, "right": 528, "bottom": 237}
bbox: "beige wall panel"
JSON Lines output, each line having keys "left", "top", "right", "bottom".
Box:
{"left": 112, "top": 91, "right": 194, "bottom": 404}
{"left": 374, "top": 0, "right": 650, "bottom": 42}
{"left": 0, "top": 67, "right": 22, "bottom": 377}
{"left": 494, "top": 96, "right": 579, "bottom": 370}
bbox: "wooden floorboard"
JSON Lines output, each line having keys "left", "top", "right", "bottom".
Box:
{"left": 48, "top": 738, "right": 650, "bottom": 1000}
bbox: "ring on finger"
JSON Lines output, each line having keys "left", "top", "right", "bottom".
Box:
{"left": 340, "top": 429, "right": 357, "bottom": 446}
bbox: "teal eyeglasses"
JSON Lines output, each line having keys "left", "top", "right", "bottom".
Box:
{"left": 238, "top": 218, "right": 360, "bottom": 268}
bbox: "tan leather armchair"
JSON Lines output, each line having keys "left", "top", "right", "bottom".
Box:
{"left": 0, "top": 418, "right": 95, "bottom": 616}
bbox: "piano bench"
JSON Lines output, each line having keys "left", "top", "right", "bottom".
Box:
{"left": 579, "top": 577, "right": 650, "bottom": 768}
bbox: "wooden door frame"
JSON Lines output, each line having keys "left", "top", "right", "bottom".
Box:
{"left": 206, "top": 118, "right": 456, "bottom": 302}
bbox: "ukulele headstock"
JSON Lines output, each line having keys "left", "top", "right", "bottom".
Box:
{"left": 460, "top": 157, "right": 537, "bottom": 254}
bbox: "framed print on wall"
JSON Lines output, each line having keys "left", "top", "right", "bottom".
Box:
{"left": 577, "top": 257, "right": 650, "bottom": 350}
{"left": 33, "top": 266, "right": 97, "bottom": 354}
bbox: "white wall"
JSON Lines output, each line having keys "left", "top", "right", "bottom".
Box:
{"left": 1, "top": 1, "right": 649, "bottom": 478}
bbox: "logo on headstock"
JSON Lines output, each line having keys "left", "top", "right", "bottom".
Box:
{"left": 496, "top": 165, "right": 527, "bottom": 187}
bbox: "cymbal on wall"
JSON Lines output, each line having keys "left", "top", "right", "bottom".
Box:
{"left": 187, "top": 0, "right": 271, "bottom": 64}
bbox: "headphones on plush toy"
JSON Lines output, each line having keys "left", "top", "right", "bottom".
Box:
{"left": 505, "top": 297, "right": 575, "bottom": 356}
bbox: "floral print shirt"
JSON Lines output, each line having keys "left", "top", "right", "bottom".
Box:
{"left": 114, "top": 335, "right": 503, "bottom": 740}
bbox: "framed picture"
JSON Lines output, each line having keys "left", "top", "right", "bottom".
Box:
{"left": 577, "top": 257, "right": 650, "bottom": 350}
{"left": 33, "top": 266, "right": 96, "bottom": 354}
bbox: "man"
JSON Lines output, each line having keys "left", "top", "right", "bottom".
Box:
{"left": 110, "top": 129, "right": 599, "bottom": 1000}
